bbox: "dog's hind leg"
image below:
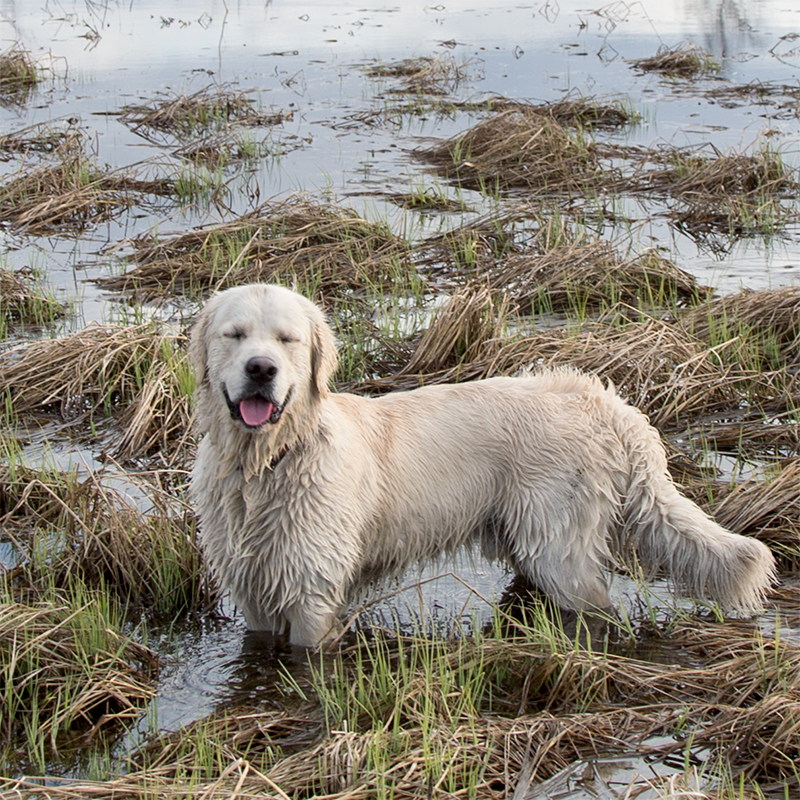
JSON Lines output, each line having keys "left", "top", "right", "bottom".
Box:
{"left": 502, "top": 484, "right": 618, "bottom": 613}
{"left": 511, "top": 544, "right": 613, "bottom": 612}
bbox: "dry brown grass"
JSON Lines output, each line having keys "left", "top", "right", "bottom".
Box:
{"left": 98, "top": 194, "right": 414, "bottom": 301}
{"left": 400, "top": 286, "right": 508, "bottom": 376}
{"left": 700, "top": 460, "right": 800, "bottom": 565}
{"left": 0, "top": 464, "right": 213, "bottom": 615}
{"left": 679, "top": 285, "right": 800, "bottom": 366}
{"left": 415, "top": 109, "right": 794, "bottom": 243}
{"left": 0, "top": 602, "right": 157, "bottom": 746}
{"left": 0, "top": 268, "right": 64, "bottom": 326}
{"left": 350, "top": 313, "right": 749, "bottom": 430}
{"left": 0, "top": 323, "right": 192, "bottom": 461}
{"left": 119, "top": 84, "right": 291, "bottom": 144}
{"left": 14, "top": 619, "right": 794, "bottom": 800}
{"left": 630, "top": 42, "right": 719, "bottom": 78}
{"left": 0, "top": 121, "right": 79, "bottom": 158}
{"left": 0, "top": 45, "right": 39, "bottom": 105}
{"left": 415, "top": 107, "right": 606, "bottom": 196}
{"left": 365, "top": 54, "right": 471, "bottom": 95}
{"left": 0, "top": 138, "right": 177, "bottom": 235}
{"left": 474, "top": 228, "right": 707, "bottom": 314}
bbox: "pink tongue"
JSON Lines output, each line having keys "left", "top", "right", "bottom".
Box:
{"left": 239, "top": 396, "right": 274, "bottom": 427}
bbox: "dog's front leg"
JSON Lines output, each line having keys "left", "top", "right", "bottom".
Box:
{"left": 285, "top": 602, "right": 343, "bottom": 648}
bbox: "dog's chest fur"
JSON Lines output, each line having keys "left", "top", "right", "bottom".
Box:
{"left": 192, "top": 435, "right": 361, "bottom": 619}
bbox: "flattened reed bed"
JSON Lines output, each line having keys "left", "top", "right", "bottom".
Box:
{"left": 422, "top": 218, "right": 710, "bottom": 313}
{"left": 704, "top": 80, "right": 800, "bottom": 117}
{"left": 98, "top": 195, "right": 414, "bottom": 300}
{"left": 625, "top": 142, "right": 795, "bottom": 199}
{"left": 0, "top": 464, "right": 212, "bottom": 616}
{"left": 0, "top": 323, "right": 192, "bottom": 460}
{"left": 0, "top": 268, "right": 64, "bottom": 326}
{"left": 36, "top": 620, "right": 799, "bottom": 800}
{"left": 0, "top": 601, "right": 157, "bottom": 747}
{"left": 679, "top": 285, "right": 800, "bottom": 366}
{"left": 0, "top": 139, "right": 180, "bottom": 235}
{"left": 415, "top": 107, "right": 607, "bottom": 196}
{"left": 0, "top": 121, "right": 80, "bottom": 159}
{"left": 349, "top": 310, "right": 750, "bottom": 430}
{"left": 415, "top": 111, "right": 795, "bottom": 237}
{"left": 119, "top": 84, "right": 291, "bottom": 144}
{"left": 699, "top": 459, "right": 800, "bottom": 565}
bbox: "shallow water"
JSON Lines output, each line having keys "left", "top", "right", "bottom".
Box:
{"left": 1, "top": 0, "right": 800, "bottom": 783}
{"left": 1, "top": 0, "right": 799, "bottom": 321}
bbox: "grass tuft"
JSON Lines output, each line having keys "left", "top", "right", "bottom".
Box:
{"left": 630, "top": 42, "right": 719, "bottom": 79}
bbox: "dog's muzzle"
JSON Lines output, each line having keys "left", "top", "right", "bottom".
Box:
{"left": 223, "top": 356, "right": 289, "bottom": 429}
{"left": 223, "top": 385, "right": 288, "bottom": 428}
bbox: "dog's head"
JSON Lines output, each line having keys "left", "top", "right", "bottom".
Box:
{"left": 189, "top": 284, "right": 338, "bottom": 438}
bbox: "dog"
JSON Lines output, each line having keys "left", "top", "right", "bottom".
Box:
{"left": 189, "top": 283, "right": 776, "bottom": 646}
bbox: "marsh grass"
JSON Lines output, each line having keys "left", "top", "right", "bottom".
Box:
{"left": 633, "top": 142, "right": 797, "bottom": 242}
{"left": 0, "top": 463, "right": 213, "bottom": 616}
{"left": 0, "top": 268, "right": 65, "bottom": 329}
{"left": 415, "top": 107, "right": 606, "bottom": 196}
{"left": 0, "top": 121, "right": 80, "bottom": 158}
{"left": 462, "top": 230, "right": 708, "bottom": 314}
{"left": 351, "top": 313, "right": 742, "bottom": 428}
{"left": 0, "top": 324, "right": 192, "bottom": 461}
{"left": 630, "top": 42, "right": 719, "bottom": 79}
{"left": 400, "top": 286, "right": 507, "bottom": 376}
{"left": 416, "top": 111, "right": 795, "bottom": 244}
{"left": 0, "top": 45, "right": 40, "bottom": 106}
{"left": 119, "top": 84, "right": 291, "bottom": 145}
{"left": 0, "top": 138, "right": 180, "bottom": 235}
{"left": 30, "top": 610, "right": 797, "bottom": 800}
{"left": 0, "top": 595, "right": 157, "bottom": 762}
{"left": 98, "top": 195, "right": 416, "bottom": 301}
{"left": 365, "top": 54, "right": 473, "bottom": 95}
{"left": 680, "top": 285, "right": 800, "bottom": 368}
{"left": 171, "top": 127, "right": 305, "bottom": 173}
{"left": 698, "top": 460, "right": 800, "bottom": 566}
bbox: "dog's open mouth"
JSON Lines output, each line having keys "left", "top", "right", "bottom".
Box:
{"left": 224, "top": 386, "right": 286, "bottom": 428}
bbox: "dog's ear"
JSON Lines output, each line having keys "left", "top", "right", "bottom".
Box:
{"left": 188, "top": 297, "right": 217, "bottom": 385}
{"left": 308, "top": 303, "right": 338, "bottom": 397}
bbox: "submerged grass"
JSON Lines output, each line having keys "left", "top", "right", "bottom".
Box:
{"left": 0, "top": 121, "right": 80, "bottom": 159}
{"left": 365, "top": 53, "right": 473, "bottom": 95}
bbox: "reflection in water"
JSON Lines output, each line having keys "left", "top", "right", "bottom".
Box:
{"left": 685, "top": 0, "right": 761, "bottom": 64}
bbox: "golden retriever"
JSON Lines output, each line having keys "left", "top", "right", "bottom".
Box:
{"left": 189, "top": 284, "right": 776, "bottom": 646}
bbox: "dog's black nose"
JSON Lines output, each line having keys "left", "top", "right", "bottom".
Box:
{"left": 245, "top": 356, "right": 278, "bottom": 381}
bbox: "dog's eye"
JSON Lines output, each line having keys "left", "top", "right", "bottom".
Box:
{"left": 224, "top": 329, "right": 246, "bottom": 341}
{"left": 279, "top": 333, "right": 299, "bottom": 344}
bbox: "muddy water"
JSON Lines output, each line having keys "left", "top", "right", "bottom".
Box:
{"left": 2, "top": 0, "right": 800, "bottom": 775}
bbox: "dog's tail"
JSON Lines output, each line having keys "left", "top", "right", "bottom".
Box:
{"left": 607, "top": 386, "right": 777, "bottom": 614}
